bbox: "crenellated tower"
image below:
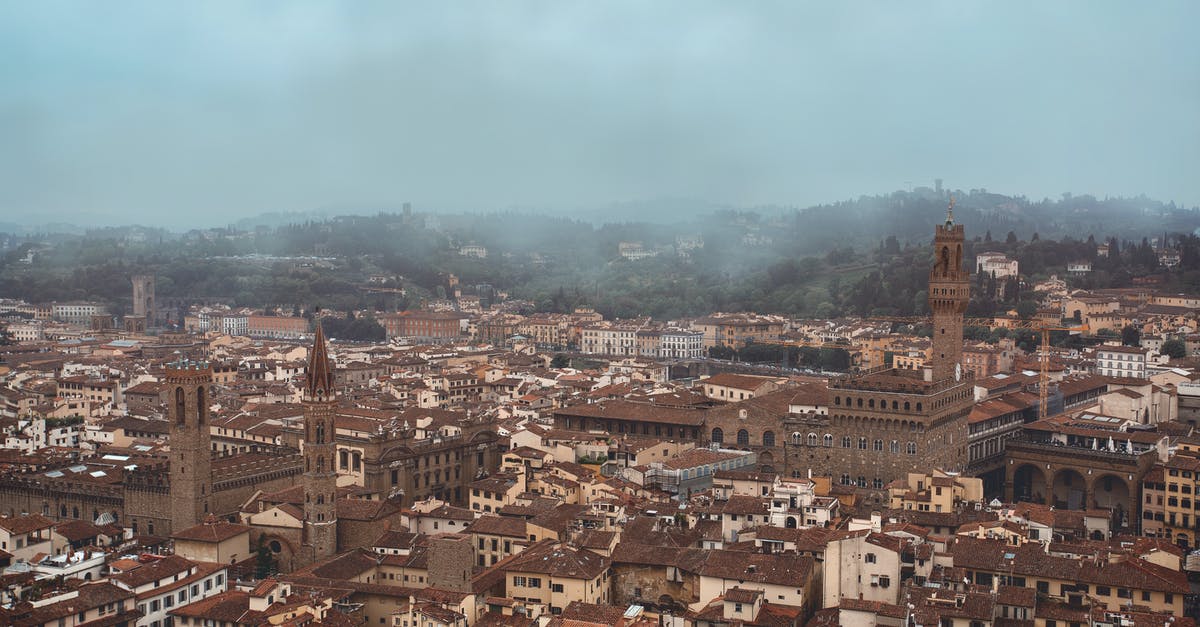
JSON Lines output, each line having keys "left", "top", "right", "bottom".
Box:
{"left": 928, "top": 198, "right": 970, "bottom": 382}
{"left": 167, "top": 358, "right": 214, "bottom": 534}
{"left": 303, "top": 326, "right": 339, "bottom": 560}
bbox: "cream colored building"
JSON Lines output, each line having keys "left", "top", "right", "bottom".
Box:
{"left": 503, "top": 541, "right": 610, "bottom": 615}
{"left": 888, "top": 469, "right": 983, "bottom": 512}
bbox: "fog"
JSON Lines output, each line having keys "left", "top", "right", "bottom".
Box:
{"left": 1, "top": 1, "right": 1197, "bottom": 228}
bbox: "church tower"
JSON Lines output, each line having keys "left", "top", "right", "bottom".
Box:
{"left": 303, "top": 326, "right": 338, "bottom": 561}
{"left": 928, "top": 198, "right": 970, "bottom": 382}
{"left": 167, "top": 358, "right": 214, "bottom": 534}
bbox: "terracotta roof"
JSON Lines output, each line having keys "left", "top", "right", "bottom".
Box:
{"left": 171, "top": 518, "right": 251, "bottom": 543}
{"left": 504, "top": 541, "right": 609, "bottom": 579}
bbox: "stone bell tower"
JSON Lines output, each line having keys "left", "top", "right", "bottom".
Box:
{"left": 167, "top": 358, "right": 214, "bottom": 534}
{"left": 928, "top": 198, "right": 970, "bottom": 382}
{"left": 303, "top": 326, "right": 339, "bottom": 561}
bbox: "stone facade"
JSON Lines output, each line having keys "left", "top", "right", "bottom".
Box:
{"left": 167, "top": 360, "right": 214, "bottom": 533}
{"left": 303, "top": 327, "right": 339, "bottom": 562}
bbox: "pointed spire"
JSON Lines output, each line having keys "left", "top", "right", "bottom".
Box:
{"left": 305, "top": 325, "right": 335, "bottom": 399}
{"left": 946, "top": 196, "right": 956, "bottom": 226}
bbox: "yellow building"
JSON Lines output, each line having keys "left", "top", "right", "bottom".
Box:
{"left": 951, "top": 536, "right": 1187, "bottom": 615}
{"left": 888, "top": 469, "right": 984, "bottom": 512}
{"left": 503, "top": 541, "right": 610, "bottom": 615}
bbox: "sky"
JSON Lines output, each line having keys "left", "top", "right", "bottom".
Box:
{"left": 1, "top": 1, "right": 1198, "bottom": 228}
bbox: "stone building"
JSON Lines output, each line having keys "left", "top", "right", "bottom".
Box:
{"left": 0, "top": 362, "right": 302, "bottom": 537}
{"left": 781, "top": 204, "right": 973, "bottom": 493}
{"left": 302, "top": 326, "right": 339, "bottom": 562}
{"left": 131, "top": 274, "right": 155, "bottom": 325}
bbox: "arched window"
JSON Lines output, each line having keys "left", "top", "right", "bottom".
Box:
{"left": 792, "top": 432, "right": 802, "bottom": 445}
{"left": 736, "top": 429, "right": 750, "bottom": 447}
{"left": 808, "top": 433, "right": 818, "bottom": 447}
{"left": 824, "top": 434, "right": 833, "bottom": 447}
{"left": 834, "top": 396, "right": 841, "bottom": 405}
{"left": 711, "top": 428, "right": 724, "bottom": 444}
{"left": 842, "top": 436, "right": 851, "bottom": 448}
{"left": 868, "top": 399, "right": 875, "bottom": 408}
{"left": 175, "top": 387, "right": 186, "bottom": 425}
{"left": 315, "top": 422, "right": 325, "bottom": 444}
{"left": 890, "top": 440, "right": 900, "bottom": 454}
{"left": 858, "top": 437, "right": 867, "bottom": 450}
{"left": 907, "top": 442, "right": 917, "bottom": 455}
{"left": 904, "top": 401, "right": 910, "bottom": 411}
{"left": 916, "top": 403, "right": 922, "bottom": 412}
{"left": 891, "top": 401, "right": 898, "bottom": 410}
{"left": 762, "top": 431, "right": 775, "bottom": 447}
{"left": 874, "top": 439, "right": 883, "bottom": 451}
{"left": 317, "top": 456, "right": 325, "bottom": 472}
{"left": 196, "top": 386, "right": 206, "bottom": 424}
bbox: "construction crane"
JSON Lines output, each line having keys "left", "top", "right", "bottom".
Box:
{"left": 859, "top": 315, "right": 1087, "bottom": 419}
{"left": 1032, "top": 322, "right": 1088, "bottom": 420}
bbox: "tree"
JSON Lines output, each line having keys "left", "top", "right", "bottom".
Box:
{"left": 1006, "top": 231, "right": 1018, "bottom": 245}
{"left": 550, "top": 354, "right": 570, "bottom": 369}
{"left": 1120, "top": 325, "right": 1141, "bottom": 347}
{"left": 1162, "top": 339, "right": 1187, "bottom": 359}
{"left": 0, "top": 324, "right": 12, "bottom": 346}
{"left": 1015, "top": 300, "right": 1037, "bottom": 320}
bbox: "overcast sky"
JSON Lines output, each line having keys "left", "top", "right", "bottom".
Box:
{"left": 1, "top": 1, "right": 1197, "bottom": 228}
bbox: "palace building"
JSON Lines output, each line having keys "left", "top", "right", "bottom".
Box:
{"left": 783, "top": 203, "right": 973, "bottom": 490}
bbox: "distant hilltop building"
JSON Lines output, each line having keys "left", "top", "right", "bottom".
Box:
{"left": 458, "top": 243, "right": 488, "bottom": 259}
{"left": 975, "top": 252, "right": 1018, "bottom": 279}
{"left": 618, "top": 241, "right": 658, "bottom": 261}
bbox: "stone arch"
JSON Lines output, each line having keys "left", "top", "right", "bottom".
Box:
{"left": 758, "top": 451, "right": 774, "bottom": 473}
{"left": 785, "top": 516, "right": 798, "bottom": 529}
{"left": 1052, "top": 468, "right": 1087, "bottom": 509}
{"left": 1012, "top": 464, "right": 1047, "bottom": 503}
{"left": 196, "top": 385, "right": 206, "bottom": 424}
{"left": 175, "top": 387, "right": 186, "bottom": 424}
{"left": 1091, "top": 473, "right": 1131, "bottom": 528}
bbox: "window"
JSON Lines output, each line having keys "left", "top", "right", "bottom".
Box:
{"left": 551, "top": 583, "right": 564, "bottom": 593}
{"left": 711, "top": 428, "right": 723, "bottom": 444}
{"left": 890, "top": 440, "right": 899, "bottom": 453}
{"left": 792, "top": 432, "right": 802, "bottom": 445}
{"left": 842, "top": 436, "right": 851, "bottom": 448}
{"left": 907, "top": 442, "right": 917, "bottom": 455}
{"left": 761, "top": 431, "right": 776, "bottom": 447}
{"left": 1036, "top": 581, "right": 1049, "bottom": 594}
{"left": 513, "top": 576, "right": 526, "bottom": 587}
{"left": 859, "top": 437, "right": 867, "bottom": 450}
{"left": 528, "top": 577, "right": 542, "bottom": 588}
{"left": 824, "top": 434, "right": 833, "bottom": 447}
{"left": 737, "top": 429, "right": 750, "bottom": 446}
{"left": 865, "top": 553, "right": 876, "bottom": 563}
{"left": 808, "top": 433, "right": 818, "bottom": 446}
{"left": 874, "top": 439, "right": 883, "bottom": 451}
{"left": 1096, "top": 586, "right": 1111, "bottom": 596}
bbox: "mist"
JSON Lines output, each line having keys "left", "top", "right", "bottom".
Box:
{"left": 1, "top": 1, "right": 1198, "bottom": 228}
